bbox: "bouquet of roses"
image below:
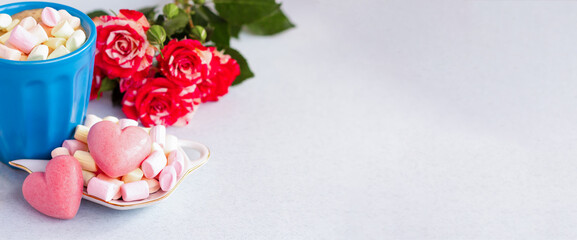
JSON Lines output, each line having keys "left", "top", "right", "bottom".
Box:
{"left": 88, "top": 0, "right": 294, "bottom": 127}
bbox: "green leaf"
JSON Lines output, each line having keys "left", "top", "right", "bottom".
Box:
{"left": 229, "top": 24, "right": 242, "bottom": 38}
{"left": 147, "top": 25, "right": 167, "bottom": 50}
{"left": 163, "top": 9, "right": 190, "bottom": 36}
{"left": 210, "top": 21, "right": 230, "bottom": 48}
{"left": 87, "top": 10, "right": 109, "bottom": 19}
{"left": 214, "top": 0, "right": 280, "bottom": 25}
{"left": 224, "top": 48, "right": 254, "bottom": 85}
{"left": 246, "top": 9, "right": 294, "bottom": 35}
{"left": 97, "top": 77, "right": 118, "bottom": 97}
{"left": 163, "top": 3, "right": 180, "bottom": 19}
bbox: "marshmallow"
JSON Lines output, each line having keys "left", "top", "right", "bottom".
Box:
{"left": 47, "top": 45, "right": 70, "bottom": 59}
{"left": 5, "top": 19, "right": 20, "bottom": 31}
{"left": 0, "top": 31, "right": 10, "bottom": 44}
{"left": 141, "top": 150, "right": 168, "bottom": 179}
{"left": 150, "top": 125, "right": 166, "bottom": 148}
{"left": 82, "top": 170, "right": 95, "bottom": 187}
{"left": 167, "top": 150, "right": 185, "bottom": 177}
{"left": 87, "top": 177, "right": 120, "bottom": 202}
{"left": 119, "top": 118, "right": 138, "bottom": 129}
{"left": 159, "top": 165, "right": 177, "bottom": 191}
{"left": 27, "top": 44, "right": 49, "bottom": 61}
{"left": 58, "top": 10, "right": 81, "bottom": 29}
{"left": 41, "top": 7, "right": 61, "bottom": 27}
{"left": 18, "top": 17, "right": 36, "bottom": 30}
{"left": 0, "top": 14, "right": 11, "bottom": 29}
{"left": 143, "top": 178, "right": 160, "bottom": 193}
{"left": 44, "top": 37, "right": 66, "bottom": 50}
{"left": 29, "top": 24, "right": 48, "bottom": 44}
{"left": 50, "top": 147, "right": 70, "bottom": 158}
{"left": 151, "top": 142, "right": 163, "bottom": 153}
{"left": 97, "top": 173, "right": 124, "bottom": 200}
{"left": 120, "top": 180, "right": 149, "bottom": 201}
{"left": 8, "top": 25, "right": 38, "bottom": 54}
{"left": 73, "top": 125, "right": 89, "bottom": 143}
{"left": 62, "top": 139, "right": 88, "bottom": 155}
{"left": 164, "top": 134, "right": 178, "bottom": 154}
{"left": 102, "top": 116, "right": 119, "bottom": 123}
{"left": 66, "top": 30, "right": 85, "bottom": 52}
{"left": 51, "top": 20, "right": 74, "bottom": 38}
{"left": 0, "top": 44, "right": 21, "bottom": 60}
{"left": 122, "top": 168, "right": 143, "bottom": 183}
{"left": 84, "top": 114, "right": 102, "bottom": 128}
{"left": 73, "top": 150, "right": 98, "bottom": 172}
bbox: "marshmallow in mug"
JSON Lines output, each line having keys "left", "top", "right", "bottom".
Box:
{"left": 0, "top": 7, "right": 86, "bottom": 61}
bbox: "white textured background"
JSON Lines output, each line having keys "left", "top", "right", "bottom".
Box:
{"left": 3, "top": 0, "right": 577, "bottom": 239}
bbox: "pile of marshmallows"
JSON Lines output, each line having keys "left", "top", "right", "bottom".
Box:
{"left": 51, "top": 114, "right": 187, "bottom": 202}
{"left": 0, "top": 7, "right": 86, "bottom": 61}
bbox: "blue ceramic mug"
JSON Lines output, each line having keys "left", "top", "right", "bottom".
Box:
{"left": 0, "top": 2, "right": 96, "bottom": 165}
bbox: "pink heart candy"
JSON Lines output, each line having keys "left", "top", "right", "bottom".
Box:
{"left": 22, "top": 155, "right": 83, "bottom": 219}
{"left": 87, "top": 121, "right": 152, "bottom": 178}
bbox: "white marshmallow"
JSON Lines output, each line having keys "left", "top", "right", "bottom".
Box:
{"left": 120, "top": 180, "right": 149, "bottom": 201}
{"left": 0, "top": 31, "right": 11, "bottom": 44}
{"left": 58, "top": 10, "right": 81, "bottom": 29}
{"left": 119, "top": 118, "right": 138, "bottom": 129}
{"left": 65, "top": 30, "right": 85, "bottom": 52}
{"left": 84, "top": 114, "right": 102, "bottom": 128}
{"left": 44, "top": 37, "right": 66, "bottom": 50}
{"left": 28, "top": 45, "right": 49, "bottom": 61}
{"left": 5, "top": 19, "right": 19, "bottom": 31}
{"left": 164, "top": 134, "right": 178, "bottom": 154}
{"left": 0, "top": 44, "right": 21, "bottom": 60}
{"left": 47, "top": 45, "right": 70, "bottom": 59}
{"left": 51, "top": 20, "right": 74, "bottom": 38}
{"left": 0, "top": 14, "right": 11, "bottom": 29}
{"left": 149, "top": 125, "right": 166, "bottom": 148}
{"left": 141, "top": 150, "right": 168, "bottom": 179}
{"left": 151, "top": 142, "right": 163, "bottom": 153}
{"left": 29, "top": 24, "right": 48, "bottom": 43}
{"left": 102, "top": 116, "right": 119, "bottom": 123}
{"left": 18, "top": 16, "right": 36, "bottom": 30}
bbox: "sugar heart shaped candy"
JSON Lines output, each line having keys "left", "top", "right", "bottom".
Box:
{"left": 22, "top": 155, "right": 83, "bottom": 219}
{"left": 87, "top": 121, "right": 152, "bottom": 178}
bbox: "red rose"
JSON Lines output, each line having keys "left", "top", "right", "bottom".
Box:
{"left": 117, "top": 9, "right": 150, "bottom": 31}
{"left": 122, "top": 77, "right": 201, "bottom": 127}
{"left": 93, "top": 14, "right": 153, "bottom": 79}
{"left": 119, "top": 46, "right": 156, "bottom": 93}
{"left": 157, "top": 39, "right": 213, "bottom": 86}
{"left": 90, "top": 67, "right": 104, "bottom": 100}
{"left": 197, "top": 47, "right": 240, "bottom": 102}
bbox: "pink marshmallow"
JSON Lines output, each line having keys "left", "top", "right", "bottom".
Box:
{"left": 167, "top": 150, "right": 185, "bottom": 177}
{"left": 149, "top": 125, "right": 166, "bottom": 147}
{"left": 41, "top": 7, "right": 61, "bottom": 27}
{"left": 62, "top": 139, "right": 88, "bottom": 155}
{"left": 159, "top": 165, "right": 177, "bottom": 191}
{"left": 119, "top": 118, "right": 138, "bottom": 129}
{"left": 141, "top": 150, "right": 167, "bottom": 179}
{"left": 96, "top": 173, "right": 124, "bottom": 200}
{"left": 0, "top": 44, "right": 22, "bottom": 60}
{"left": 120, "top": 180, "right": 149, "bottom": 201}
{"left": 8, "top": 25, "right": 38, "bottom": 54}
{"left": 87, "top": 177, "right": 120, "bottom": 202}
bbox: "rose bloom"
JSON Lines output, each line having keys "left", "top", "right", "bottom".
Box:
{"left": 93, "top": 11, "right": 155, "bottom": 79}
{"left": 197, "top": 47, "right": 240, "bottom": 102}
{"left": 157, "top": 39, "right": 213, "bottom": 86}
{"left": 122, "top": 77, "right": 202, "bottom": 127}
{"left": 90, "top": 67, "right": 104, "bottom": 100}
{"left": 119, "top": 46, "right": 156, "bottom": 93}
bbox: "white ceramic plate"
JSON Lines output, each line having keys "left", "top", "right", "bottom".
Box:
{"left": 9, "top": 139, "right": 210, "bottom": 210}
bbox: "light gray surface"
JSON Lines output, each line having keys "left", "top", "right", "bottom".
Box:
{"left": 3, "top": 0, "right": 577, "bottom": 239}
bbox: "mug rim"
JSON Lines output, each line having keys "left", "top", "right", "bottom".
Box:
{"left": 0, "top": 1, "right": 97, "bottom": 65}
